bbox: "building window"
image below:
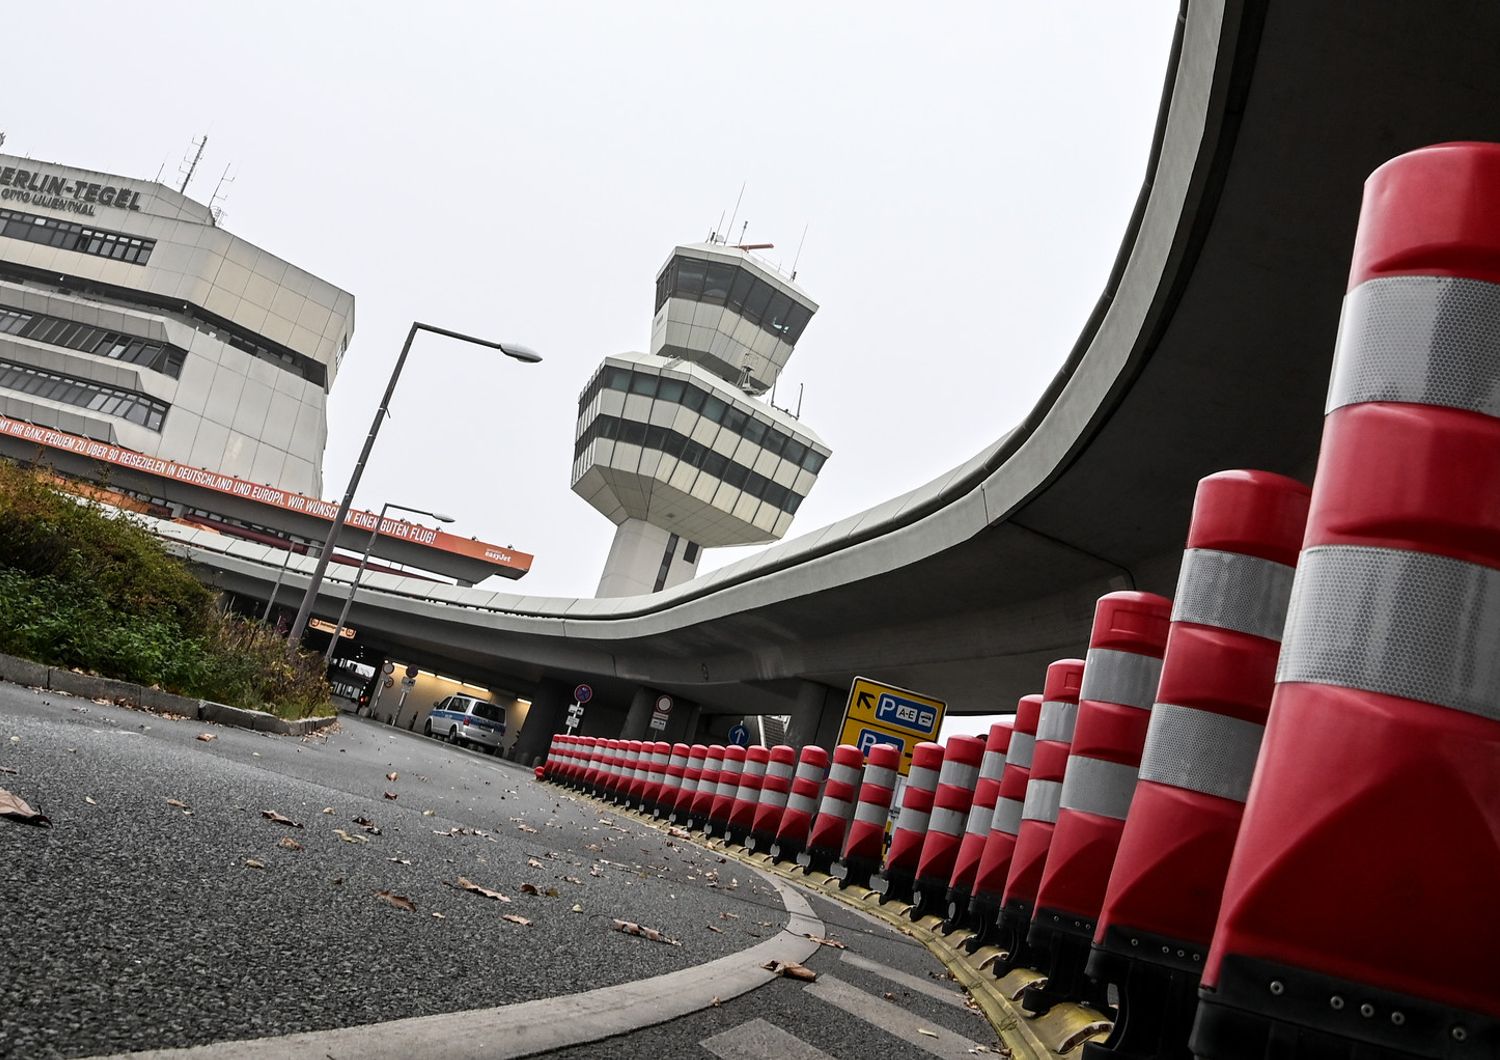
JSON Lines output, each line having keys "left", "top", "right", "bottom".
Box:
{"left": 653, "top": 532, "right": 680, "bottom": 592}
{"left": 0, "top": 358, "right": 169, "bottom": 430}
{"left": 0, "top": 303, "right": 186, "bottom": 378}
{"left": 655, "top": 254, "right": 815, "bottom": 346}
{"left": 572, "top": 410, "right": 824, "bottom": 518}
{"left": 682, "top": 541, "right": 699, "bottom": 564}
{"left": 0, "top": 209, "right": 155, "bottom": 265}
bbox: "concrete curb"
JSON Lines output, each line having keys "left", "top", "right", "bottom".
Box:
{"left": 0, "top": 651, "right": 336, "bottom": 737}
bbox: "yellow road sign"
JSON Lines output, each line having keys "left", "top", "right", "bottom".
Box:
{"left": 837, "top": 676, "right": 947, "bottom": 776}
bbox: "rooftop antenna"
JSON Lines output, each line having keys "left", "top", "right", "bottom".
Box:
{"left": 725, "top": 182, "right": 746, "bottom": 245}
{"left": 795, "top": 382, "right": 805, "bottom": 419}
{"left": 208, "top": 162, "right": 236, "bottom": 226}
{"left": 790, "top": 224, "right": 809, "bottom": 281}
{"left": 712, "top": 210, "right": 725, "bottom": 244}
{"left": 0, "top": 133, "right": 6, "bottom": 149}
{"left": 178, "top": 134, "right": 207, "bottom": 195}
{"left": 738, "top": 220, "right": 749, "bottom": 245}
{"left": 153, "top": 160, "right": 165, "bottom": 183}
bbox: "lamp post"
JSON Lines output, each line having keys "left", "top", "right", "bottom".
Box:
{"left": 286, "top": 322, "right": 542, "bottom": 656}
{"left": 322, "top": 501, "right": 454, "bottom": 663}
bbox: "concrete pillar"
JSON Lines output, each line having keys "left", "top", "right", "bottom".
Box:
{"left": 513, "top": 677, "right": 572, "bottom": 765}
{"left": 786, "top": 680, "right": 843, "bottom": 750}
{"left": 677, "top": 702, "right": 702, "bottom": 743}
{"left": 620, "top": 686, "right": 655, "bottom": 739}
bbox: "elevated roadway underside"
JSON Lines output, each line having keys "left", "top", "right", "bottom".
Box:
{"left": 187, "top": 1, "right": 1500, "bottom": 724}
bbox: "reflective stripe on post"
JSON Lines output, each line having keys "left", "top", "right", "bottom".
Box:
{"left": 670, "top": 743, "right": 707, "bottom": 820}
{"left": 770, "top": 745, "right": 829, "bottom": 862}
{"left": 911, "top": 735, "right": 987, "bottom": 916}
{"left": 749, "top": 745, "right": 797, "bottom": 848}
{"left": 726, "top": 745, "right": 770, "bottom": 842}
{"left": 655, "top": 742, "right": 690, "bottom": 815}
{"left": 839, "top": 744, "right": 902, "bottom": 884}
{"left": 1196, "top": 144, "right": 1500, "bottom": 1057}
{"left": 803, "top": 745, "right": 864, "bottom": 870}
{"left": 1022, "top": 593, "right": 1169, "bottom": 1012}
{"left": 707, "top": 745, "right": 746, "bottom": 834}
{"left": 971, "top": 696, "right": 1043, "bottom": 907}
{"left": 689, "top": 745, "right": 726, "bottom": 824}
{"left": 641, "top": 741, "right": 671, "bottom": 811}
{"left": 878, "top": 741, "right": 944, "bottom": 903}
{"left": 1001, "top": 659, "right": 1085, "bottom": 925}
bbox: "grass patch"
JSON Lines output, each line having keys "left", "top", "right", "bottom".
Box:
{"left": 0, "top": 459, "right": 330, "bottom": 718}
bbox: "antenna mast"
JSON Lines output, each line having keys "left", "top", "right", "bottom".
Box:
{"left": 208, "top": 163, "right": 236, "bottom": 226}
{"left": 790, "top": 224, "right": 809, "bottom": 280}
{"left": 725, "top": 182, "right": 746, "bottom": 244}
{"left": 178, "top": 135, "right": 208, "bottom": 194}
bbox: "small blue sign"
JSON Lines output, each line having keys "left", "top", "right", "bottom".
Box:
{"left": 874, "top": 693, "right": 939, "bottom": 736}
{"left": 727, "top": 723, "right": 750, "bottom": 747}
{"left": 853, "top": 727, "right": 905, "bottom": 755}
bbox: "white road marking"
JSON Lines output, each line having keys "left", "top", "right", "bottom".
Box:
{"left": 804, "top": 975, "right": 988, "bottom": 1059}
{"left": 700, "top": 1018, "right": 837, "bottom": 1060}
{"left": 839, "top": 951, "right": 968, "bottom": 1007}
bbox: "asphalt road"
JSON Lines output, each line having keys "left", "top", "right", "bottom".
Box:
{"left": 0, "top": 683, "right": 791, "bottom": 1059}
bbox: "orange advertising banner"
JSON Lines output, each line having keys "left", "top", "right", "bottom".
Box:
{"left": 0, "top": 414, "right": 533, "bottom": 576}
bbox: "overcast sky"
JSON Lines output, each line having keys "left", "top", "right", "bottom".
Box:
{"left": 6, "top": 2, "right": 1176, "bottom": 737}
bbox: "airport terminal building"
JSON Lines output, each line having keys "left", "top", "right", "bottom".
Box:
{"left": 0, "top": 153, "right": 352, "bottom": 496}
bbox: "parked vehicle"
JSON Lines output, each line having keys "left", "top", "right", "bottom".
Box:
{"left": 423, "top": 695, "right": 506, "bottom": 754}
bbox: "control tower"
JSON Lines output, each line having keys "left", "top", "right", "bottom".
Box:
{"left": 572, "top": 240, "right": 831, "bottom": 597}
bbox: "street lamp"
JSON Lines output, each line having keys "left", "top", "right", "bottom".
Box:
{"left": 286, "top": 321, "right": 542, "bottom": 656}
{"left": 322, "top": 501, "right": 454, "bottom": 663}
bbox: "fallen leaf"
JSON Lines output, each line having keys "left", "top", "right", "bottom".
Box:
{"left": 196, "top": 733, "right": 217, "bottom": 742}
{"left": 278, "top": 836, "right": 304, "bottom": 851}
{"left": 707, "top": 924, "right": 724, "bottom": 934}
{"left": 375, "top": 890, "right": 416, "bottom": 911}
{"left": 333, "top": 829, "right": 368, "bottom": 844}
{"left": 84, "top": 796, "right": 96, "bottom": 805}
{"left": 884, "top": 992, "right": 895, "bottom": 1000}
{"left": 804, "top": 934, "right": 848, "bottom": 949}
{"left": 562, "top": 875, "right": 583, "bottom": 885}
{"left": 322, "top": 807, "right": 335, "bottom": 815}
{"left": 516, "top": 824, "right": 538, "bottom": 834}
{"left": 332, "top": 877, "right": 344, "bottom": 886}
{"left": 166, "top": 798, "right": 190, "bottom": 810}
{"left": 0, "top": 765, "right": 17, "bottom": 775}
{"left": 388, "top": 857, "right": 411, "bottom": 865}
{"left": 527, "top": 857, "right": 543, "bottom": 869}
{"left": 571, "top": 903, "right": 584, "bottom": 913}
{"left": 667, "top": 826, "right": 691, "bottom": 838}
{"left": 710, "top": 997, "right": 722, "bottom": 1007}
{"left": 252, "top": 752, "right": 260, "bottom": 757}
{"left": 611, "top": 919, "right": 681, "bottom": 946}
{"left": 244, "top": 858, "right": 266, "bottom": 870}
{"left": 454, "top": 876, "right": 511, "bottom": 902}
{"left": 762, "top": 960, "right": 817, "bottom": 982}
{"left": 0, "top": 788, "right": 51, "bottom": 826}
{"left": 431, "top": 912, "right": 446, "bottom": 920}
{"left": 386, "top": 772, "right": 399, "bottom": 782}
{"left": 520, "top": 883, "right": 540, "bottom": 896}
{"left": 589, "top": 866, "right": 605, "bottom": 878}
{"left": 544, "top": 887, "right": 559, "bottom": 898}
{"left": 261, "top": 810, "right": 304, "bottom": 828}
{"left": 501, "top": 914, "right": 532, "bottom": 926}
{"left": 719, "top": 912, "right": 740, "bottom": 920}
{"left": 422, "top": 809, "right": 436, "bottom": 817}
{"left": 383, "top": 792, "right": 398, "bottom": 801}
{"left": 918, "top": 1029, "right": 939, "bottom": 1039}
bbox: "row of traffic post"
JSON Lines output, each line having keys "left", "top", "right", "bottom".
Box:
{"left": 536, "top": 143, "right": 1499, "bottom": 1060}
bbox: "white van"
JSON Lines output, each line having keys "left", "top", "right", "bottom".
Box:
{"left": 423, "top": 695, "right": 507, "bottom": 754}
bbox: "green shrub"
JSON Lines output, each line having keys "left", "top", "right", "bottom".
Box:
{"left": 0, "top": 460, "right": 330, "bottom": 718}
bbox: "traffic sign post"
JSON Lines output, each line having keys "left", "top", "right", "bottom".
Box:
{"left": 574, "top": 684, "right": 593, "bottom": 705}
{"left": 836, "top": 676, "right": 948, "bottom": 776}
{"left": 565, "top": 701, "right": 585, "bottom": 735}
{"left": 649, "top": 694, "right": 672, "bottom": 732}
